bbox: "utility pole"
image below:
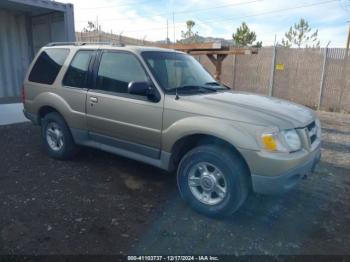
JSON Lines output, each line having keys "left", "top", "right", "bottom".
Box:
{"left": 119, "top": 31, "right": 123, "bottom": 45}
{"left": 346, "top": 22, "right": 350, "bottom": 54}
{"left": 172, "top": 11, "right": 175, "bottom": 47}
{"left": 166, "top": 19, "right": 169, "bottom": 44}
{"left": 96, "top": 16, "right": 99, "bottom": 32}
{"left": 96, "top": 16, "right": 100, "bottom": 42}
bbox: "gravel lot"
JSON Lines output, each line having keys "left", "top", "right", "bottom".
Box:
{"left": 0, "top": 111, "right": 349, "bottom": 255}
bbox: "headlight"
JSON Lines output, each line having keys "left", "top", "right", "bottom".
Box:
{"left": 281, "top": 129, "right": 302, "bottom": 151}
{"left": 260, "top": 128, "right": 302, "bottom": 153}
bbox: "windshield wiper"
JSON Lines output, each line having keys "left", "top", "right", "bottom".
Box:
{"left": 183, "top": 85, "right": 218, "bottom": 92}
{"left": 205, "top": 81, "right": 229, "bottom": 90}
{"left": 169, "top": 85, "right": 218, "bottom": 93}
{"left": 204, "top": 81, "right": 220, "bottom": 86}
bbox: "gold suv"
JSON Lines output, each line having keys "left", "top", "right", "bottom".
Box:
{"left": 23, "top": 43, "right": 321, "bottom": 217}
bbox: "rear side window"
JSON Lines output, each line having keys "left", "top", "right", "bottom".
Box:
{"left": 29, "top": 48, "right": 69, "bottom": 85}
{"left": 63, "top": 50, "right": 94, "bottom": 88}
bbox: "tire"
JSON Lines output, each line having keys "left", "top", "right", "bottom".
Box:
{"left": 41, "top": 112, "right": 78, "bottom": 160}
{"left": 177, "top": 145, "right": 249, "bottom": 217}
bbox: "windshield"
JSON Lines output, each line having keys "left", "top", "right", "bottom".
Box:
{"left": 141, "top": 51, "right": 220, "bottom": 92}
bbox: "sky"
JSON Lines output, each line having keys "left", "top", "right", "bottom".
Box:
{"left": 60, "top": 0, "right": 350, "bottom": 47}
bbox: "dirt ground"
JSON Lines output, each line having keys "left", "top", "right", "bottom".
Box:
{"left": 0, "top": 111, "right": 349, "bottom": 255}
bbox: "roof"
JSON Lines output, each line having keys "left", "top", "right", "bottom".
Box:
{"left": 0, "top": 0, "right": 73, "bottom": 15}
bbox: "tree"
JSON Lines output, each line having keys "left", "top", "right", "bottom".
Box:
{"left": 253, "top": 41, "right": 263, "bottom": 48}
{"left": 82, "top": 21, "right": 100, "bottom": 32}
{"left": 232, "top": 22, "right": 262, "bottom": 47}
{"left": 180, "top": 20, "right": 199, "bottom": 43}
{"left": 281, "top": 18, "right": 320, "bottom": 48}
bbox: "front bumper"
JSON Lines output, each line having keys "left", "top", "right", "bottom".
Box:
{"left": 240, "top": 144, "right": 321, "bottom": 194}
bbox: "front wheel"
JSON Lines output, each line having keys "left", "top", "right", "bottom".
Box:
{"left": 177, "top": 145, "right": 249, "bottom": 217}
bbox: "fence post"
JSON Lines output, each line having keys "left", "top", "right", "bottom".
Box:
{"left": 318, "top": 46, "right": 328, "bottom": 110}
{"left": 268, "top": 45, "right": 276, "bottom": 96}
{"left": 337, "top": 49, "right": 349, "bottom": 112}
{"left": 232, "top": 54, "right": 236, "bottom": 89}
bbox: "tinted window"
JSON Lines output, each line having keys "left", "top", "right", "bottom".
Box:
{"left": 63, "top": 50, "right": 93, "bottom": 88}
{"left": 96, "top": 52, "right": 148, "bottom": 94}
{"left": 29, "top": 49, "right": 69, "bottom": 85}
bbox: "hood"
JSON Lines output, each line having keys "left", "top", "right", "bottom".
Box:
{"left": 172, "top": 91, "right": 315, "bottom": 129}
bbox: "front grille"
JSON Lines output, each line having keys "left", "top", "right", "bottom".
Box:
{"left": 306, "top": 121, "right": 317, "bottom": 145}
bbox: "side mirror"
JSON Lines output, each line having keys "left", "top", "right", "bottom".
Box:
{"left": 128, "top": 81, "right": 149, "bottom": 95}
{"left": 128, "top": 81, "right": 159, "bottom": 102}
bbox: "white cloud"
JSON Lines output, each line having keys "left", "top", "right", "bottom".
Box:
{"left": 61, "top": 0, "right": 349, "bottom": 47}
{"left": 318, "top": 25, "right": 349, "bottom": 47}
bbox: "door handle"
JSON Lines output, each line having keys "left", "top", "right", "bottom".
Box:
{"left": 90, "top": 96, "right": 98, "bottom": 103}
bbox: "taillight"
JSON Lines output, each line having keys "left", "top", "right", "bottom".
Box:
{"left": 21, "top": 85, "right": 26, "bottom": 103}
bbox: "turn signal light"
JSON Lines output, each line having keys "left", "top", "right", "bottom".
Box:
{"left": 261, "top": 134, "right": 277, "bottom": 151}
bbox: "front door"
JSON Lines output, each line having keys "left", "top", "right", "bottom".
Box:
{"left": 86, "top": 50, "right": 163, "bottom": 158}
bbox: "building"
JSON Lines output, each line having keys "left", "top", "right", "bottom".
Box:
{"left": 0, "top": 0, "right": 75, "bottom": 101}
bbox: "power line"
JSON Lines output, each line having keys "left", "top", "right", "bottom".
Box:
{"left": 110, "top": 0, "right": 339, "bottom": 34}
{"left": 79, "top": 0, "right": 162, "bottom": 10}
{"left": 197, "top": 0, "right": 340, "bottom": 24}
{"left": 76, "top": 0, "right": 262, "bottom": 22}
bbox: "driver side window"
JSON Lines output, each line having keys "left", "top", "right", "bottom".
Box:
{"left": 96, "top": 52, "right": 148, "bottom": 94}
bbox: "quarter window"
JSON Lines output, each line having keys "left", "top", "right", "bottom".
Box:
{"left": 96, "top": 52, "right": 148, "bottom": 94}
{"left": 29, "top": 48, "right": 69, "bottom": 85}
{"left": 63, "top": 50, "right": 94, "bottom": 88}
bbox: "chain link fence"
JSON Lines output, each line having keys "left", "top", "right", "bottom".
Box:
{"left": 198, "top": 47, "right": 350, "bottom": 113}
{"left": 76, "top": 31, "right": 154, "bottom": 46}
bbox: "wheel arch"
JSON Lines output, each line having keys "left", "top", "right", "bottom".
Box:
{"left": 163, "top": 116, "right": 258, "bottom": 173}
{"left": 32, "top": 92, "right": 83, "bottom": 129}
{"left": 169, "top": 133, "right": 251, "bottom": 178}
{"left": 38, "top": 105, "right": 64, "bottom": 125}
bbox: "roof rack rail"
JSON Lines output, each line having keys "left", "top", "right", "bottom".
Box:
{"left": 46, "top": 42, "right": 125, "bottom": 47}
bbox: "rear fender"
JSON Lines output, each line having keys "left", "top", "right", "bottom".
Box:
{"left": 28, "top": 92, "right": 85, "bottom": 129}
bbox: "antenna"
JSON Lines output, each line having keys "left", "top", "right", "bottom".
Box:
{"left": 173, "top": 10, "right": 179, "bottom": 100}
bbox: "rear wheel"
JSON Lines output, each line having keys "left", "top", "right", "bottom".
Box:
{"left": 41, "top": 112, "right": 78, "bottom": 160}
{"left": 177, "top": 145, "right": 249, "bottom": 217}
